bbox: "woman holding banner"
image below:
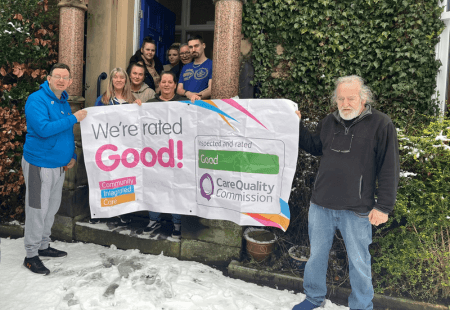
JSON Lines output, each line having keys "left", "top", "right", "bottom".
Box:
{"left": 93, "top": 67, "right": 140, "bottom": 225}
{"left": 144, "top": 71, "right": 200, "bottom": 239}
{"left": 95, "top": 67, "right": 139, "bottom": 106}
{"left": 149, "top": 71, "right": 200, "bottom": 103}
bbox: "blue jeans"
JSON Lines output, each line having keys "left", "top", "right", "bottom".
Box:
{"left": 148, "top": 211, "right": 181, "bottom": 224}
{"left": 303, "top": 202, "right": 374, "bottom": 310}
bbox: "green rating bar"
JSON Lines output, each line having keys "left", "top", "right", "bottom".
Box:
{"left": 198, "top": 149, "right": 279, "bottom": 174}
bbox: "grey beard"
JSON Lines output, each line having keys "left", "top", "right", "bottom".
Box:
{"left": 339, "top": 109, "right": 359, "bottom": 120}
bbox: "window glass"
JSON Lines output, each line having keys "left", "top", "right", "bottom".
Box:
{"left": 190, "top": 0, "right": 215, "bottom": 25}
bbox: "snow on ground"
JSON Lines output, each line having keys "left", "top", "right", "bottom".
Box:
{"left": 0, "top": 238, "right": 348, "bottom": 310}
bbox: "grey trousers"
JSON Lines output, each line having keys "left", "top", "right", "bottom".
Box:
{"left": 22, "top": 157, "right": 65, "bottom": 258}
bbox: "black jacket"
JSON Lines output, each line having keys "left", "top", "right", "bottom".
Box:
{"left": 127, "top": 50, "right": 163, "bottom": 91}
{"left": 299, "top": 104, "right": 399, "bottom": 214}
{"left": 170, "top": 62, "right": 184, "bottom": 82}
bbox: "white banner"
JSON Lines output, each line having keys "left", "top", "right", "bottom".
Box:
{"left": 81, "top": 99, "right": 299, "bottom": 231}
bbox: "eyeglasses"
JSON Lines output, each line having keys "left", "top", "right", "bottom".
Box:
{"left": 51, "top": 75, "right": 71, "bottom": 81}
{"left": 180, "top": 52, "right": 190, "bottom": 57}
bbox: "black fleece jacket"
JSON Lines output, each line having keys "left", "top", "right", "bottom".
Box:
{"left": 299, "top": 104, "right": 399, "bottom": 214}
{"left": 127, "top": 50, "right": 163, "bottom": 91}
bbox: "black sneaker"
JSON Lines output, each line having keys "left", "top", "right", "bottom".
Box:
{"left": 23, "top": 256, "right": 50, "bottom": 275}
{"left": 89, "top": 217, "right": 101, "bottom": 224}
{"left": 143, "top": 221, "right": 161, "bottom": 235}
{"left": 115, "top": 215, "right": 131, "bottom": 226}
{"left": 171, "top": 224, "right": 181, "bottom": 239}
{"left": 38, "top": 246, "right": 67, "bottom": 258}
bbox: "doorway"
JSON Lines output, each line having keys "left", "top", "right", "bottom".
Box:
{"left": 138, "top": 0, "right": 215, "bottom": 65}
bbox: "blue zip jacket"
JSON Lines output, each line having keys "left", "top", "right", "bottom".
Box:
{"left": 23, "top": 81, "right": 78, "bottom": 168}
{"left": 94, "top": 95, "right": 129, "bottom": 106}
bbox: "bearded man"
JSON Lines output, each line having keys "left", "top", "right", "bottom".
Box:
{"left": 292, "top": 75, "right": 400, "bottom": 310}
{"left": 177, "top": 35, "right": 212, "bottom": 100}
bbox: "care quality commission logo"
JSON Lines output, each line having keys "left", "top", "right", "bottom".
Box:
{"left": 199, "top": 173, "right": 214, "bottom": 201}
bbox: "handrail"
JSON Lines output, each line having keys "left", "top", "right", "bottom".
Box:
{"left": 96, "top": 72, "right": 107, "bottom": 98}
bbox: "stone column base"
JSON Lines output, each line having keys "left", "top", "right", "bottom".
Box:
{"left": 59, "top": 186, "right": 90, "bottom": 218}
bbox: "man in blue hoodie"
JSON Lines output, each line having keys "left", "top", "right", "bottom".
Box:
{"left": 22, "top": 63, "right": 88, "bottom": 275}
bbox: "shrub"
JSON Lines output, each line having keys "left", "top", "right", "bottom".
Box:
{"left": 286, "top": 116, "right": 321, "bottom": 244}
{"left": 243, "top": 0, "right": 448, "bottom": 301}
{"left": 0, "top": 107, "right": 26, "bottom": 221}
{"left": 0, "top": 0, "right": 58, "bottom": 222}
{"left": 0, "top": 0, "right": 58, "bottom": 110}
{"left": 372, "top": 118, "right": 450, "bottom": 302}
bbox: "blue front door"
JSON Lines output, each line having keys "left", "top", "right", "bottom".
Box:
{"left": 140, "top": 0, "right": 176, "bottom": 65}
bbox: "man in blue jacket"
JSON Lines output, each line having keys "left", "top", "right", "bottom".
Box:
{"left": 22, "top": 63, "right": 88, "bottom": 275}
{"left": 292, "top": 75, "right": 399, "bottom": 310}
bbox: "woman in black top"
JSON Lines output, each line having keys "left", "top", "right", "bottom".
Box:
{"left": 149, "top": 71, "right": 200, "bottom": 102}
{"left": 127, "top": 36, "right": 163, "bottom": 93}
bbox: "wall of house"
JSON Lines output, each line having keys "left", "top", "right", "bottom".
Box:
{"left": 85, "top": 0, "right": 135, "bottom": 107}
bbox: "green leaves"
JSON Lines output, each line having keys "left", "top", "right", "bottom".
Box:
{"left": 243, "top": 0, "right": 448, "bottom": 301}
{"left": 242, "top": 0, "right": 443, "bottom": 127}
{"left": 372, "top": 119, "right": 450, "bottom": 301}
{"left": 0, "top": 0, "right": 58, "bottom": 110}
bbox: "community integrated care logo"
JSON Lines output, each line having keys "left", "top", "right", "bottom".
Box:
{"left": 99, "top": 176, "right": 136, "bottom": 207}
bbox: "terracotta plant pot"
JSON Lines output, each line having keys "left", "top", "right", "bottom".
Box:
{"left": 243, "top": 227, "right": 277, "bottom": 262}
{"left": 288, "top": 245, "right": 310, "bottom": 270}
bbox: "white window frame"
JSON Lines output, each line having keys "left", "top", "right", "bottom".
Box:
{"left": 176, "top": 0, "right": 215, "bottom": 43}
{"left": 435, "top": 1, "right": 450, "bottom": 115}
{"left": 133, "top": 0, "right": 141, "bottom": 52}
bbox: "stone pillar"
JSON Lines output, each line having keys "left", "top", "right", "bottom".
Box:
{"left": 54, "top": 0, "right": 90, "bottom": 241}
{"left": 58, "top": 0, "right": 87, "bottom": 97}
{"left": 211, "top": 0, "right": 244, "bottom": 99}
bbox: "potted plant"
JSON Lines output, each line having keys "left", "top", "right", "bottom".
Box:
{"left": 243, "top": 227, "right": 277, "bottom": 262}
{"left": 288, "top": 245, "right": 310, "bottom": 270}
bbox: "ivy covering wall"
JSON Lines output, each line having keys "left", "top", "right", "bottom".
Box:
{"left": 242, "top": 0, "right": 445, "bottom": 125}
{"left": 243, "top": 0, "right": 449, "bottom": 302}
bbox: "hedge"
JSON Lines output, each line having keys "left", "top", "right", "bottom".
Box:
{"left": 0, "top": 0, "right": 58, "bottom": 220}
{"left": 242, "top": 0, "right": 445, "bottom": 126}
{"left": 242, "top": 0, "right": 448, "bottom": 302}
{"left": 373, "top": 119, "right": 450, "bottom": 302}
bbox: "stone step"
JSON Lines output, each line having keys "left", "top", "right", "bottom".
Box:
{"left": 0, "top": 214, "right": 243, "bottom": 267}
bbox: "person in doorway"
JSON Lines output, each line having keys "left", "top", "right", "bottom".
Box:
{"left": 127, "top": 36, "right": 163, "bottom": 93}
{"left": 163, "top": 44, "right": 180, "bottom": 72}
{"left": 128, "top": 62, "right": 156, "bottom": 103}
{"left": 22, "top": 63, "right": 88, "bottom": 275}
{"left": 177, "top": 35, "right": 212, "bottom": 100}
{"left": 171, "top": 43, "right": 192, "bottom": 82}
{"left": 144, "top": 71, "right": 200, "bottom": 239}
{"left": 179, "top": 43, "right": 193, "bottom": 66}
{"left": 292, "top": 75, "right": 400, "bottom": 310}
